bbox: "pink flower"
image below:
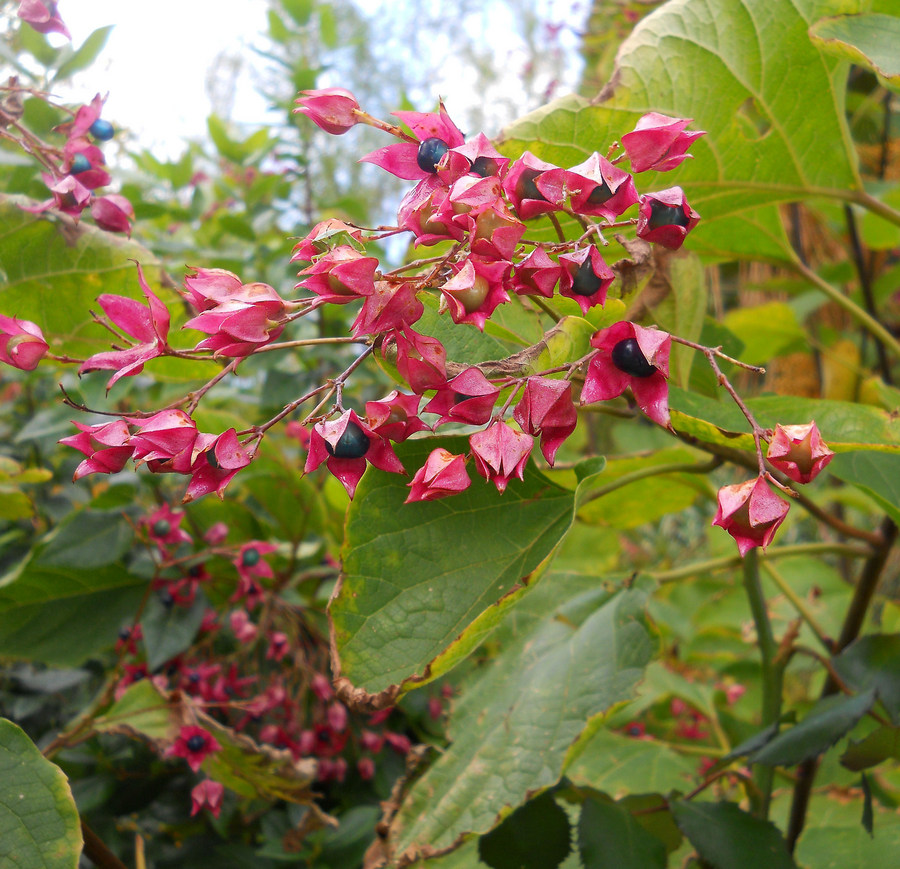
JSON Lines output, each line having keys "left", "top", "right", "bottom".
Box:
{"left": 165, "top": 726, "right": 222, "bottom": 773}
{"left": 233, "top": 541, "right": 278, "bottom": 591}
{"left": 190, "top": 779, "right": 225, "bottom": 818}
{"left": 0, "top": 315, "right": 48, "bottom": 370}
{"left": 537, "top": 152, "right": 638, "bottom": 222}
{"left": 365, "top": 390, "right": 428, "bottom": 442}
{"left": 229, "top": 610, "right": 258, "bottom": 644}
{"left": 304, "top": 409, "right": 405, "bottom": 499}
{"left": 439, "top": 257, "right": 511, "bottom": 331}
{"left": 130, "top": 409, "right": 198, "bottom": 465}
{"left": 63, "top": 139, "right": 110, "bottom": 189}
{"left": 358, "top": 757, "right": 376, "bottom": 781}
{"left": 581, "top": 321, "right": 672, "bottom": 427}
{"left": 184, "top": 282, "right": 286, "bottom": 358}
{"left": 360, "top": 101, "right": 465, "bottom": 180}
{"left": 558, "top": 246, "right": 615, "bottom": 314}
{"left": 22, "top": 174, "right": 90, "bottom": 218}
{"left": 17, "top": 0, "right": 70, "bottom": 39}
{"left": 182, "top": 429, "right": 254, "bottom": 502}
{"left": 79, "top": 262, "right": 170, "bottom": 390}
{"left": 59, "top": 419, "right": 133, "bottom": 480}
{"left": 397, "top": 176, "right": 466, "bottom": 247}
{"left": 387, "top": 326, "right": 447, "bottom": 394}
{"left": 446, "top": 132, "right": 511, "bottom": 181}
{"left": 513, "top": 377, "right": 577, "bottom": 466}
{"left": 636, "top": 187, "right": 700, "bottom": 250}
{"left": 90, "top": 194, "right": 134, "bottom": 235}
{"left": 621, "top": 113, "right": 706, "bottom": 173}
{"left": 351, "top": 280, "right": 424, "bottom": 338}
{"left": 503, "top": 152, "right": 562, "bottom": 220}
{"left": 509, "top": 247, "right": 562, "bottom": 299}
{"left": 142, "top": 504, "right": 192, "bottom": 554}
{"left": 406, "top": 448, "right": 471, "bottom": 503}
{"left": 712, "top": 476, "right": 790, "bottom": 557}
{"left": 469, "top": 420, "right": 534, "bottom": 493}
{"left": 296, "top": 246, "right": 378, "bottom": 304}
{"left": 766, "top": 421, "right": 834, "bottom": 483}
{"left": 294, "top": 88, "right": 361, "bottom": 135}
{"left": 265, "top": 632, "right": 289, "bottom": 661}
{"left": 182, "top": 267, "right": 244, "bottom": 310}
{"left": 424, "top": 367, "right": 499, "bottom": 428}
{"left": 63, "top": 94, "right": 105, "bottom": 141}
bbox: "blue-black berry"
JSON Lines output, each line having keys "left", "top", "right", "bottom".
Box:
{"left": 70, "top": 153, "right": 91, "bottom": 174}
{"left": 647, "top": 202, "right": 690, "bottom": 230}
{"left": 186, "top": 734, "right": 206, "bottom": 752}
{"left": 241, "top": 547, "right": 261, "bottom": 568}
{"left": 571, "top": 258, "right": 603, "bottom": 297}
{"left": 89, "top": 119, "right": 115, "bottom": 141}
{"left": 611, "top": 338, "right": 656, "bottom": 378}
{"left": 417, "top": 137, "right": 449, "bottom": 173}
{"left": 325, "top": 422, "right": 370, "bottom": 459}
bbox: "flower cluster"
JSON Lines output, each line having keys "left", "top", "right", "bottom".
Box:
{"left": 112, "top": 507, "right": 436, "bottom": 797}
{"left": 288, "top": 93, "right": 705, "bottom": 500}
{"left": 19, "top": 90, "right": 135, "bottom": 234}
{"left": 712, "top": 422, "right": 834, "bottom": 556}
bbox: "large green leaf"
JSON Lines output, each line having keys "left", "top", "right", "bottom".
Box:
{"left": 330, "top": 438, "right": 607, "bottom": 702}
{"left": 500, "top": 0, "right": 863, "bottom": 263}
{"left": 578, "top": 795, "right": 668, "bottom": 869}
{"left": 670, "top": 800, "right": 798, "bottom": 869}
{"left": 0, "top": 719, "right": 82, "bottom": 869}
{"left": 670, "top": 389, "right": 900, "bottom": 455}
{"left": 0, "top": 511, "right": 144, "bottom": 665}
{"left": 840, "top": 725, "right": 900, "bottom": 771}
{"left": 828, "top": 452, "right": 900, "bottom": 526}
{"left": 566, "top": 729, "right": 697, "bottom": 797}
{"left": 810, "top": 13, "right": 900, "bottom": 91}
{"left": 833, "top": 634, "right": 900, "bottom": 724}
{"left": 0, "top": 195, "right": 170, "bottom": 357}
{"left": 751, "top": 689, "right": 877, "bottom": 767}
{"left": 795, "top": 823, "right": 900, "bottom": 869}
{"left": 379, "top": 572, "right": 654, "bottom": 861}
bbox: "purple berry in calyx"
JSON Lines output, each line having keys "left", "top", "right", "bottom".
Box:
{"left": 70, "top": 153, "right": 91, "bottom": 174}
{"left": 517, "top": 169, "right": 547, "bottom": 202}
{"left": 89, "top": 118, "right": 115, "bottom": 141}
{"left": 186, "top": 734, "right": 206, "bottom": 752}
{"left": 417, "top": 137, "right": 449, "bottom": 173}
{"left": 571, "top": 258, "right": 603, "bottom": 297}
{"left": 611, "top": 338, "right": 656, "bottom": 378}
{"left": 587, "top": 178, "right": 613, "bottom": 204}
{"left": 470, "top": 155, "right": 499, "bottom": 177}
{"left": 241, "top": 547, "right": 261, "bottom": 567}
{"left": 648, "top": 201, "right": 689, "bottom": 230}
{"left": 152, "top": 520, "right": 171, "bottom": 537}
{"left": 324, "top": 421, "right": 370, "bottom": 459}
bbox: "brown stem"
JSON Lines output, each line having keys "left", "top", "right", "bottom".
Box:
{"left": 81, "top": 818, "right": 129, "bottom": 869}
{"left": 785, "top": 516, "right": 898, "bottom": 852}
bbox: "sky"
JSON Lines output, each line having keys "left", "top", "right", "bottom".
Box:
{"left": 59, "top": 1, "right": 273, "bottom": 158}
{"left": 55, "top": 0, "right": 587, "bottom": 159}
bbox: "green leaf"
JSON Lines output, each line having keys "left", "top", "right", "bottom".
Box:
{"left": 810, "top": 14, "right": 900, "bottom": 92}
{"left": 752, "top": 689, "right": 877, "bottom": 767}
{"left": 860, "top": 772, "right": 874, "bottom": 836}
{"left": 141, "top": 593, "right": 208, "bottom": 671}
{"left": 501, "top": 0, "right": 860, "bottom": 263}
{"left": 93, "top": 680, "right": 176, "bottom": 742}
{"left": 281, "top": 0, "right": 313, "bottom": 26}
{"left": 670, "top": 800, "right": 798, "bottom": 869}
{"left": 648, "top": 252, "right": 707, "bottom": 389}
{"left": 0, "top": 560, "right": 145, "bottom": 666}
{"left": 828, "top": 452, "right": 900, "bottom": 527}
{"left": 566, "top": 729, "right": 697, "bottom": 797}
{"left": 0, "top": 195, "right": 166, "bottom": 357}
{"left": 833, "top": 634, "right": 900, "bottom": 724}
{"left": 318, "top": 4, "right": 338, "bottom": 48}
{"left": 0, "top": 719, "right": 82, "bottom": 869}
{"left": 331, "top": 438, "right": 607, "bottom": 699}
{"left": 578, "top": 795, "right": 667, "bottom": 869}
{"left": 669, "top": 389, "right": 900, "bottom": 456}
{"left": 841, "top": 725, "right": 900, "bottom": 771}
{"left": 722, "top": 302, "right": 807, "bottom": 367}
{"left": 795, "top": 823, "right": 900, "bottom": 868}
{"left": 54, "top": 26, "right": 113, "bottom": 81}
{"left": 36, "top": 510, "right": 134, "bottom": 570}
{"left": 380, "top": 572, "right": 654, "bottom": 859}
{"left": 478, "top": 791, "right": 572, "bottom": 869}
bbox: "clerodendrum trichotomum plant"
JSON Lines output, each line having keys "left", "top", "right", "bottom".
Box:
{"left": 4, "top": 0, "right": 900, "bottom": 867}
